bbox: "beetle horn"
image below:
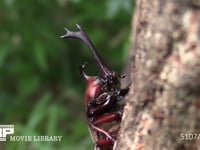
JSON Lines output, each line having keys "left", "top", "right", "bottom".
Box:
{"left": 60, "top": 24, "right": 112, "bottom": 76}
{"left": 80, "top": 62, "right": 90, "bottom": 80}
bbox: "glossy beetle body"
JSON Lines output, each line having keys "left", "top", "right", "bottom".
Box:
{"left": 61, "top": 24, "right": 129, "bottom": 150}
{"left": 80, "top": 63, "right": 101, "bottom": 105}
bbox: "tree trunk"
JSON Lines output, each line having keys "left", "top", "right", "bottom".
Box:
{"left": 115, "top": 0, "right": 200, "bottom": 150}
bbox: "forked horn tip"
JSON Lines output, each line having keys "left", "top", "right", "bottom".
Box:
{"left": 119, "top": 74, "right": 126, "bottom": 78}
{"left": 60, "top": 35, "right": 65, "bottom": 39}
{"left": 75, "top": 23, "right": 82, "bottom": 30}
{"left": 64, "top": 27, "right": 70, "bottom": 32}
{"left": 60, "top": 28, "right": 70, "bottom": 39}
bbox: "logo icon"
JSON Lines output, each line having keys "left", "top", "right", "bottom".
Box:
{"left": 0, "top": 125, "right": 14, "bottom": 141}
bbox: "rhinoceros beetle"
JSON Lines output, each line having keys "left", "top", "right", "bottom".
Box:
{"left": 61, "top": 24, "right": 129, "bottom": 150}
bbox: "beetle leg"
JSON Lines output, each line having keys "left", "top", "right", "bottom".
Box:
{"left": 91, "top": 112, "right": 123, "bottom": 150}
{"left": 94, "top": 138, "right": 113, "bottom": 150}
{"left": 94, "top": 144, "right": 98, "bottom": 150}
{"left": 90, "top": 123, "right": 115, "bottom": 143}
{"left": 93, "top": 111, "right": 123, "bottom": 125}
{"left": 118, "top": 84, "right": 131, "bottom": 97}
{"left": 118, "top": 74, "right": 126, "bottom": 78}
{"left": 88, "top": 84, "right": 130, "bottom": 111}
{"left": 88, "top": 93, "right": 108, "bottom": 107}
{"left": 87, "top": 84, "right": 130, "bottom": 108}
{"left": 87, "top": 85, "right": 129, "bottom": 118}
{"left": 87, "top": 94, "right": 117, "bottom": 117}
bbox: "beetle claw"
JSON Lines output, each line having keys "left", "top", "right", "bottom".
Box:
{"left": 119, "top": 74, "right": 126, "bottom": 78}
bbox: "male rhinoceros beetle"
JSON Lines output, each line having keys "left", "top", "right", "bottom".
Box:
{"left": 61, "top": 24, "right": 129, "bottom": 150}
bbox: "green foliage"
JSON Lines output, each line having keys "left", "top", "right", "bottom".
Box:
{"left": 0, "top": 0, "right": 134, "bottom": 149}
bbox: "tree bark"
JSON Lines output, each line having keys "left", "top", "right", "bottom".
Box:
{"left": 115, "top": 0, "right": 200, "bottom": 150}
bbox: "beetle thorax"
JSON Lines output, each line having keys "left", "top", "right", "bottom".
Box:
{"left": 84, "top": 77, "right": 101, "bottom": 105}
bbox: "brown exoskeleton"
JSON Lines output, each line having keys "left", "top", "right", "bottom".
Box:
{"left": 61, "top": 24, "right": 129, "bottom": 150}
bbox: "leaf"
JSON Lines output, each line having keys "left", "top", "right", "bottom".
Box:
{"left": 18, "top": 75, "right": 40, "bottom": 99}
{"left": 34, "top": 41, "right": 48, "bottom": 72}
{"left": 27, "top": 92, "right": 51, "bottom": 129}
{"left": 0, "top": 45, "right": 9, "bottom": 68}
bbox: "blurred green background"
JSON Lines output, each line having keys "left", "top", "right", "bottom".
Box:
{"left": 0, "top": 0, "right": 133, "bottom": 149}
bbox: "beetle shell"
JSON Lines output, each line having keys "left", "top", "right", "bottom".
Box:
{"left": 84, "top": 77, "right": 101, "bottom": 105}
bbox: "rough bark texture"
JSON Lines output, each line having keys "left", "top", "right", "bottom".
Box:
{"left": 115, "top": 0, "right": 200, "bottom": 150}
